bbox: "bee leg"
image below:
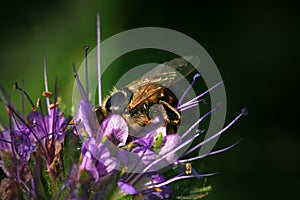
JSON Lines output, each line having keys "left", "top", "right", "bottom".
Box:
{"left": 94, "top": 106, "right": 107, "bottom": 124}
{"left": 159, "top": 100, "right": 181, "bottom": 134}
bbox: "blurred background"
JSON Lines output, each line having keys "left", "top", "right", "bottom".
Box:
{"left": 0, "top": 1, "right": 299, "bottom": 199}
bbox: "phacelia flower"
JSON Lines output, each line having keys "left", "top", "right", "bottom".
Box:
{"left": 70, "top": 47, "right": 248, "bottom": 199}
{"left": 0, "top": 61, "right": 72, "bottom": 199}
{"left": 0, "top": 15, "right": 247, "bottom": 200}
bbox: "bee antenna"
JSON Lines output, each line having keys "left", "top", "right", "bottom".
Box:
{"left": 177, "top": 73, "right": 201, "bottom": 107}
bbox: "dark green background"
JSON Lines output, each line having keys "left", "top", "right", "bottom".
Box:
{"left": 0, "top": 1, "right": 299, "bottom": 199}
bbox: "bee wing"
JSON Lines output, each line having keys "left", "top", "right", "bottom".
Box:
{"left": 125, "top": 56, "right": 200, "bottom": 109}
{"left": 126, "top": 56, "right": 200, "bottom": 91}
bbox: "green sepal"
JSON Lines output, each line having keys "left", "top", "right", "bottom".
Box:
{"left": 152, "top": 132, "right": 163, "bottom": 153}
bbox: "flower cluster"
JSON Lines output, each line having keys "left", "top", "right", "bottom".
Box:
{"left": 0, "top": 56, "right": 247, "bottom": 199}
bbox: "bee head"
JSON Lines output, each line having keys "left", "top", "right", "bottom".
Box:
{"left": 105, "top": 88, "right": 132, "bottom": 115}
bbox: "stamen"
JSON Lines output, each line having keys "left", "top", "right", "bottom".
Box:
{"left": 36, "top": 96, "right": 50, "bottom": 137}
{"left": 97, "top": 13, "right": 102, "bottom": 106}
{"left": 51, "top": 78, "right": 58, "bottom": 135}
{"left": 7, "top": 106, "right": 17, "bottom": 159}
{"left": 84, "top": 45, "right": 89, "bottom": 98}
{"left": 177, "top": 73, "right": 201, "bottom": 106}
{"left": 179, "top": 99, "right": 207, "bottom": 112}
{"left": 181, "top": 105, "right": 219, "bottom": 139}
{"left": 36, "top": 98, "right": 41, "bottom": 108}
{"left": 179, "top": 141, "right": 240, "bottom": 163}
{"left": 21, "top": 80, "right": 25, "bottom": 119}
{"left": 49, "top": 78, "right": 59, "bottom": 157}
{"left": 49, "top": 102, "right": 59, "bottom": 109}
{"left": 13, "top": 82, "right": 35, "bottom": 110}
{"left": 178, "top": 81, "right": 223, "bottom": 110}
{"left": 6, "top": 105, "right": 46, "bottom": 154}
{"left": 148, "top": 172, "right": 218, "bottom": 189}
{"left": 69, "top": 119, "right": 75, "bottom": 125}
{"left": 44, "top": 56, "right": 50, "bottom": 114}
{"left": 153, "top": 186, "right": 163, "bottom": 192}
{"left": 241, "top": 107, "right": 248, "bottom": 116}
{"left": 136, "top": 132, "right": 200, "bottom": 177}
{"left": 183, "top": 108, "right": 247, "bottom": 157}
{"left": 125, "top": 137, "right": 154, "bottom": 183}
{"left": 42, "top": 91, "right": 52, "bottom": 98}
{"left": 73, "top": 64, "right": 89, "bottom": 101}
{"left": 130, "top": 133, "right": 201, "bottom": 186}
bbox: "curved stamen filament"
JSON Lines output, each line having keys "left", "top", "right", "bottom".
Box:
{"left": 13, "top": 82, "right": 35, "bottom": 110}
{"left": 181, "top": 105, "right": 219, "bottom": 139}
{"left": 178, "top": 81, "right": 223, "bottom": 110}
{"left": 73, "top": 64, "right": 89, "bottom": 101}
{"left": 148, "top": 172, "right": 218, "bottom": 189}
{"left": 125, "top": 137, "right": 154, "bottom": 183}
{"left": 177, "top": 73, "right": 201, "bottom": 106}
{"left": 179, "top": 141, "right": 239, "bottom": 163}
{"left": 179, "top": 99, "right": 206, "bottom": 112}
{"left": 183, "top": 108, "right": 248, "bottom": 157}
{"left": 84, "top": 46, "right": 89, "bottom": 98}
{"left": 131, "top": 132, "right": 200, "bottom": 185}
{"left": 21, "top": 80, "right": 25, "bottom": 119}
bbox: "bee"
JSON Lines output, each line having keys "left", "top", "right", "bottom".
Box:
{"left": 95, "top": 56, "right": 198, "bottom": 136}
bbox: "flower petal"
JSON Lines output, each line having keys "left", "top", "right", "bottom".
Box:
{"left": 74, "top": 100, "right": 98, "bottom": 140}
{"left": 159, "top": 134, "right": 182, "bottom": 163}
{"left": 100, "top": 114, "right": 128, "bottom": 146}
{"left": 118, "top": 179, "right": 139, "bottom": 195}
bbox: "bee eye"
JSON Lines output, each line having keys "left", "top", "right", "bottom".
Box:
{"left": 124, "top": 107, "right": 129, "bottom": 114}
{"left": 106, "top": 91, "right": 126, "bottom": 113}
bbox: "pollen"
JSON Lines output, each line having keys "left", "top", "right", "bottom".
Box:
{"left": 42, "top": 91, "right": 53, "bottom": 97}
{"left": 69, "top": 118, "right": 75, "bottom": 125}
{"left": 153, "top": 186, "right": 163, "bottom": 192}
{"left": 13, "top": 82, "right": 18, "bottom": 89}
{"left": 5, "top": 108, "right": 11, "bottom": 116}
{"left": 186, "top": 163, "right": 192, "bottom": 175}
{"left": 49, "top": 102, "right": 59, "bottom": 109}
{"left": 36, "top": 98, "right": 41, "bottom": 108}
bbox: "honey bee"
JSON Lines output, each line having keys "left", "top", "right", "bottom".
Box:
{"left": 95, "top": 56, "right": 198, "bottom": 136}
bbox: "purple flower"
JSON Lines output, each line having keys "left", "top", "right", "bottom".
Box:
{"left": 74, "top": 100, "right": 98, "bottom": 140}
{"left": 0, "top": 62, "right": 71, "bottom": 199}
{"left": 118, "top": 173, "right": 172, "bottom": 199}
{"left": 78, "top": 137, "right": 118, "bottom": 183}
{"left": 100, "top": 114, "right": 128, "bottom": 146}
{"left": 71, "top": 51, "right": 248, "bottom": 199}
{"left": 0, "top": 14, "right": 248, "bottom": 199}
